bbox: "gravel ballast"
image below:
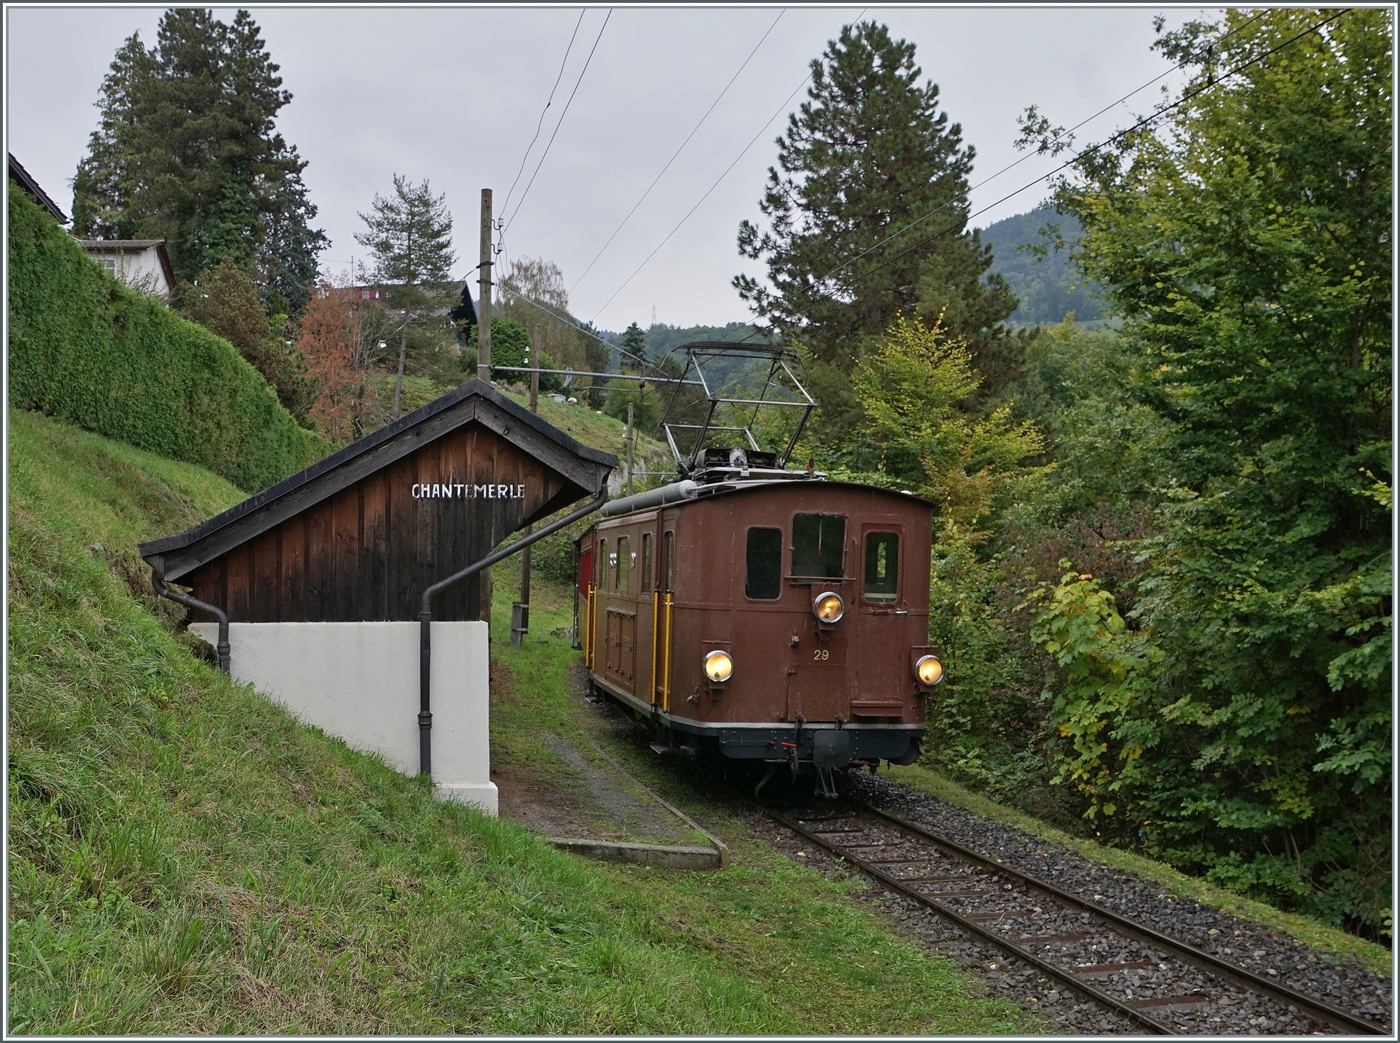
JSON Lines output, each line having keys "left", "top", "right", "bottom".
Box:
{"left": 839, "top": 771, "right": 1393, "bottom": 1034}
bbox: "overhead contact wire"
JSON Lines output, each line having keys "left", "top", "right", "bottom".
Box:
{"left": 586, "top": 7, "right": 867, "bottom": 325}
{"left": 814, "top": 10, "right": 1268, "bottom": 287}
{"left": 570, "top": 8, "right": 787, "bottom": 295}
{"left": 498, "top": 9, "right": 586, "bottom": 225}
{"left": 504, "top": 8, "right": 612, "bottom": 234}
{"left": 737, "top": 9, "right": 1346, "bottom": 343}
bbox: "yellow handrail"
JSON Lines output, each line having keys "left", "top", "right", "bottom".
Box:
{"left": 584, "top": 584, "right": 596, "bottom": 667}
{"left": 650, "top": 590, "right": 660, "bottom": 705}
{"left": 662, "top": 592, "right": 673, "bottom": 713}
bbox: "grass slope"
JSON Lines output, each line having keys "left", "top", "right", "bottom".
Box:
{"left": 7, "top": 409, "right": 1023, "bottom": 1035}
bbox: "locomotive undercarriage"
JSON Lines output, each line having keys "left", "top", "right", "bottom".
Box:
{"left": 588, "top": 674, "right": 922, "bottom": 780}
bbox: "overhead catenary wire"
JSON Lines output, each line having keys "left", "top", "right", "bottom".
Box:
{"left": 569, "top": 8, "right": 787, "bottom": 296}
{"left": 497, "top": 9, "right": 587, "bottom": 224}
{"left": 502, "top": 8, "right": 612, "bottom": 235}
{"left": 813, "top": 9, "right": 1269, "bottom": 287}
{"left": 586, "top": 74, "right": 811, "bottom": 325}
{"left": 582, "top": 6, "right": 867, "bottom": 326}
{"left": 735, "top": 8, "right": 1347, "bottom": 343}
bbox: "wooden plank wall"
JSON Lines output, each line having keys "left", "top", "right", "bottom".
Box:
{"left": 189, "top": 423, "right": 566, "bottom": 621}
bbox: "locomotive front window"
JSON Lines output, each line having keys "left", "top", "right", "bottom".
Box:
{"left": 745, "top": 527, "right": 782, "bottom": 600}
{"left": 864, "top": 532, "right": 900, "bottom": 603}
{"left": 616, "top": 535, "right": 630, "bottom": 592}
{"left": 791, "top": 514, "right": 846, "bottom": 578}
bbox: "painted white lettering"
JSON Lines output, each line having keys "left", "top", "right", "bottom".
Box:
{"left": 411, "top": 484, "right": 421, "bottom": 498}
{"left": 497, "top": 484, "right": 508, "bottom": 499}
{"left": 455, "top": 483, "right": 465, "bottom": 496}
{"left": 474, "top": 484, "right": 487, "bottom": 498}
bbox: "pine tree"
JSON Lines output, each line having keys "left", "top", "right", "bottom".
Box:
{"left": 618, "top": 322, "right": 647, "bottom": 368}
{"left": 354, "top": 174, "right": 456, "bottom": 417}
{"left": 71, "top": 8, "right": 327, "bottom": 315}
{"left": 354, "top": 175, "right": 456, "bottom": 294}
{"left": 734, "top": 21, "right": 1018, "bottom": 416}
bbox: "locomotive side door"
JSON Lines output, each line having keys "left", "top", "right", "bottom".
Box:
{"left": 636, "top": 524, "right": 656, "bottom": 705}
{"left": 575, "top": 530, "right": 594, "bottom": 652}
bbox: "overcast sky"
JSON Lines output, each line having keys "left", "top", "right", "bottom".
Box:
{"left": 6, "top": 5, "right": 1217, "bottom": 329}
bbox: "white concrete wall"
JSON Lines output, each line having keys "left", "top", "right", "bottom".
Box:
{"left": 189, "top": 621, "right": 497, "bottom": 814}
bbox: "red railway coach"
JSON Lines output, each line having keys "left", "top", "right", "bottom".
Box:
{"left": 576, "top": 471, "right": 943, "bottom": 789}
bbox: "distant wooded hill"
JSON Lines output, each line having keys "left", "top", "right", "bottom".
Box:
{"left": 979, "top": 207, "right": 1108, "bottom": 326}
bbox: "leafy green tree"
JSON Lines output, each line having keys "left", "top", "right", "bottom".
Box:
{"left": 1046, "top": 8, "right": 1392, "bottom": 929}
{"left": 71, "top": 8, "right": 327, "bottom": 314}
{"left": 185, "top": 258, "right": 315, "bottom": 423}
{"left": 355, "top": 174, "right": 456, "bottom": 416}
{"left": 734, "top": 21, "right": 1019, "bottom": 426}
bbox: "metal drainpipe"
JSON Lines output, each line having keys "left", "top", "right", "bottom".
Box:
{"left": 149, "top": 561, "right": 230, "bottom": 673}
{"left": 416, "top": 490, "right": 609, "bottom": 779}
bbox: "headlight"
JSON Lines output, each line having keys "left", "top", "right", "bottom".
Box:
{"left": 813, "top": 591, "right": 844, "bottom": 623}
{"left": 915, "top": 653, "right": 945, "bottom": 687}
{"left": 703, "top": 649, "right": 734, "bottom": 683}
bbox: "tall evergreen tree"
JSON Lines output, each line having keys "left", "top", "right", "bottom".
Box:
{"left": 354, "top": 174, "right": 456, "bottom": 417}
{"left": 71, "top": 8, "right": 327, "bottom": 315}
{"left": 733, "top": 21, "right": 1018, "bottom": 421}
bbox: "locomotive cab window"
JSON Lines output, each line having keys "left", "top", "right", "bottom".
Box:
{"left": 791, "top": 513, "right": 845, "bottom": 578}
{"left": 663, "top": 531, "right": 675, "bottom": 592}
{"left": 745, "top": 527, "right": 782, "bottom": 599}
{"left": 641, "top": 532, "right": 653, "bottom": 593}
{"left": 597, "top": 539, "right": 607, "bottom": 586}
{"left": 863, "top": 531, "right": 900, "bottom": 603}
{"left": 616, "top": 535, "right": 630, "bottom": 592}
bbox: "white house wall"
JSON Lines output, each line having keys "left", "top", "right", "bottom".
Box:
{"left": 87, "top": 248, "right": 172, "bottom": 299}
{"left": 189, "top": 620, "right": 497, "bottom": 814}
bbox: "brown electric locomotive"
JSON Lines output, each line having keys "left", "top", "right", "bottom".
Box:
{"left": 575, "top": 458, "right": 943, "bottom": 787}
{"left": 573, "top": 341, "right": 944, "bottom": 789}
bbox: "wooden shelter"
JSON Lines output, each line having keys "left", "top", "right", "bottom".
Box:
{"left": 140, "top": 379, "right": 614, "bottom": 622}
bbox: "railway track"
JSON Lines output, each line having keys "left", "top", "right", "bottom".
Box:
{"left": 759, "top": 796, "right": 1388, "bottom": 1036}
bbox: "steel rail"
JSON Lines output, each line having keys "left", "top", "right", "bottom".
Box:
{"left": 764, "top": 805, "right": 1175, "bottom": 1035}
{"left": 850, "top": 799, "right": 1387, "bottom": 1036}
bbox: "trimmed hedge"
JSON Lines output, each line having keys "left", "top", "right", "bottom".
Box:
{"left": 7, "top": 188, "right": 330, "bottom": 492}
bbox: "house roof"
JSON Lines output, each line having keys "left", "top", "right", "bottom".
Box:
{"left": 76, "top": 239, "right": 177, "bottom": 290}
{"left": 139, "top": 378, "right": 616, "bottom": 582}
{"left": 8, "top": 153, "right": 68, "bottom": 224}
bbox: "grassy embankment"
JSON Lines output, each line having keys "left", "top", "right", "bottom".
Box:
{"left": 7, "top": 407, "right": 1025, "bottom": 1035}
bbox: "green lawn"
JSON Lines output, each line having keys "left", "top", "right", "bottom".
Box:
{"left": 7, "top": 408, "right": 1028, "bottom": 1034}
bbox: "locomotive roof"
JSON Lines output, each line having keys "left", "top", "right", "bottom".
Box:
{"left": 597, "top": 477, "right": 933, "bottom": 521}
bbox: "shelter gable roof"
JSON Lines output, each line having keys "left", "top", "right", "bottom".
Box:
{"left": 8, "top": 153, "right": 68, "bottom": 224}
{"left": 139, "top": 379, "right": 614, "bottom": 580}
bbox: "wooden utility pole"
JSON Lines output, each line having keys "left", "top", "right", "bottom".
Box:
{"left": 512, "top": 340, "right": 539, "bottom": 647}
{"left": 529, "top": 325, "right": 541, "bottom": 413}
{"left": 476, "top": 189, "right": 493, "bottom": 384}
{"left": 626, "top": 402, "right": 635, "bottom": 497}
{"left": 477, "top": 188, "right": 493, "bottom": 625}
